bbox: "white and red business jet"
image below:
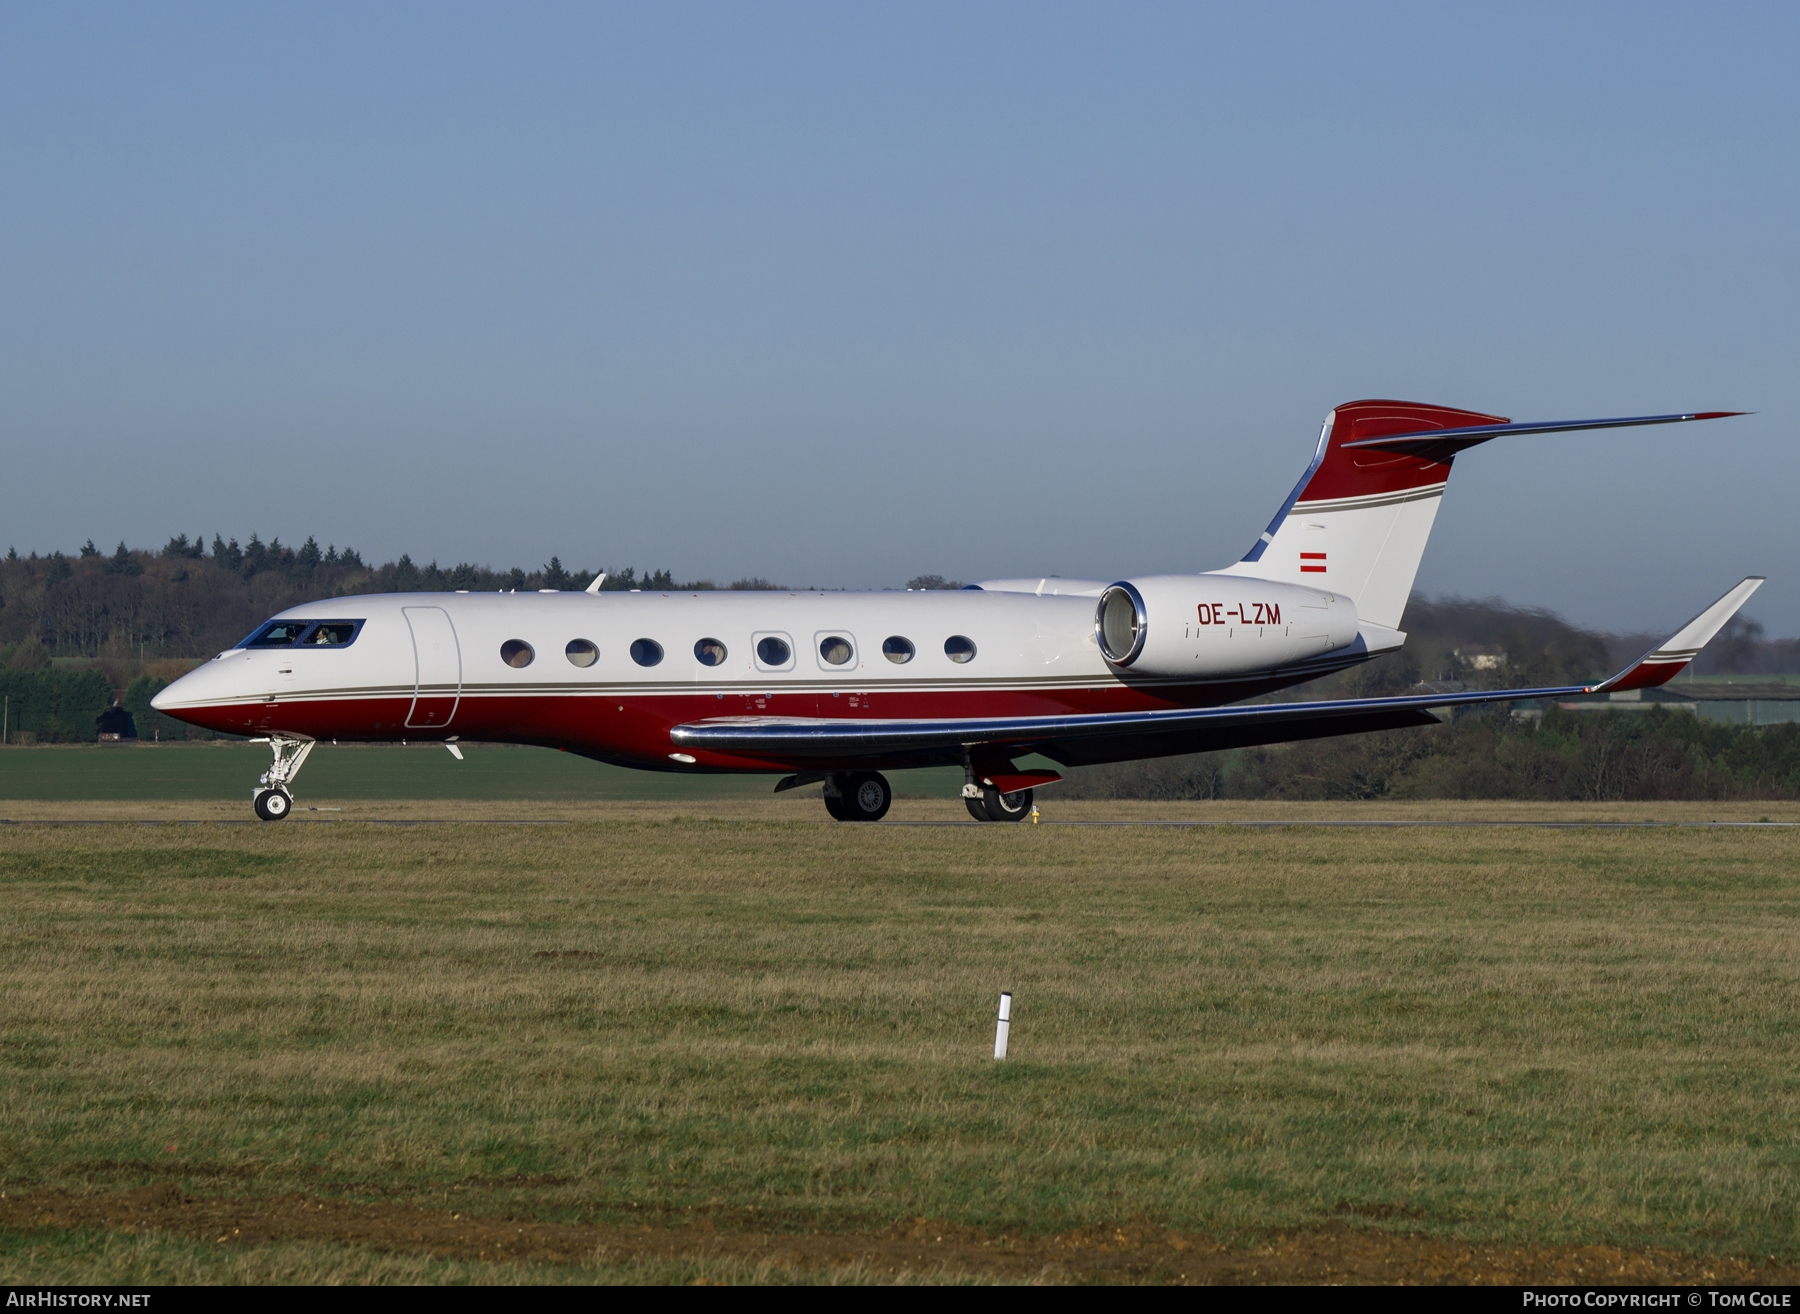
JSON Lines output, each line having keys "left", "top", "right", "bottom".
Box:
{"left": 153, "top": 400, "right": 1760, "bottom": 822}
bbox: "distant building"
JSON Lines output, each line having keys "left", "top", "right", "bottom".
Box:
{"left": 1454, "top": 645, "right": 1507, "bottom": 671}
{"left": 95, "top": 702, "right": 137, "bottom": 741}
{"left": 1556, "top": 682, "right": 1800, "bottom": 726}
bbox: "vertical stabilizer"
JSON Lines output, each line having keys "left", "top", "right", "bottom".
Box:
{"left": 1217, "top": 399, "right": 1508, "bottom": 630}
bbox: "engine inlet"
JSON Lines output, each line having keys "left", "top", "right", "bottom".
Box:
{"left": 1096, "top": 583, "right": 1147, "bottom": 665}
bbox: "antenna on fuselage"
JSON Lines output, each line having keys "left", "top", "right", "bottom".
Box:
{"left": 585, "top": 572, "right": 607, "bottom": 594}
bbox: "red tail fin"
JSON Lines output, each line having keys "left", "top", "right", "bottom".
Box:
{"left": 1292, "top": 399, "right": 1510, "bottom": 512}
{"left": 1227, "top": 400, "right": 1506, "bottom": 629}
{"left": 1224, "top": 401, "right": 1744, "bottom": 631}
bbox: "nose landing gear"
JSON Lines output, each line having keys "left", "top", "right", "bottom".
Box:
{"left": 253, "top": 787, "right": 292, "bottom": 821}
{"left": 249, "top": 735, "right": 314, "bottom": 822}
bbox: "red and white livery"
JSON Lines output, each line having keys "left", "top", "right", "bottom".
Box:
{"left": 152, "top": 401, "right": 1760, "bottom": 821}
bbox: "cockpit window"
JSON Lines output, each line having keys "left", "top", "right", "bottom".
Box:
{"left": 305, "top": 622, "right": 359, "bottom": 646}
{"left": 245, "top": 621, "right": 311, "bottom": 647}
{"left": 238, "top": 619, "right": 364, "bottom": 649}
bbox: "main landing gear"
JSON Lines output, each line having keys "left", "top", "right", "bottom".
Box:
{"left": 799, "top": 768, "right": 1032, "bottom": 822}
{"left": 961, "top": 753, "right": 1038, "bottom": 822}
{"left": 249, "top": 735, "right": 314, "bottom": 822}
{"left": 822, "top": 771, "right": 892, "bottom": 822}
{"left": 804, "top": 770, "right": 1037, "bottom": 822}
{"left": 963, "top": 785, "right": 1034, "bottom": 823}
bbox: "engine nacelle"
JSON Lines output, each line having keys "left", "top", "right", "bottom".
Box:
{"left": 1095, "top": 574, "right": 1359, "bottom": 678}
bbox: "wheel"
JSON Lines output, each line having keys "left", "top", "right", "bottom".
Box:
{"left": 982, "top": 787, "right": 1033, "bottom": 822}
{"left": 254, "top": 788, "right": 292, "bottom": 822}
{"left": 822, "top": 788, "right": 850, "bottom": 821}
{"left": 964, "top": 796, "right": 989, "bottom": 822}
{"left": 841, "top": 771, "right": 892, "bottom": 822}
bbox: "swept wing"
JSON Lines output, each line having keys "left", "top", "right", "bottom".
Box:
{"left": 669, "top": 578, "right": 1764, "bottom": 767}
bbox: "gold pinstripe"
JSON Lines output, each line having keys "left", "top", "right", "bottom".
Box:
{"left": 1291, "top": 483, "right": 1447, "bottom": 514}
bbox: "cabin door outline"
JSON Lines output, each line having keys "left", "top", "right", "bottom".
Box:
{"left": 403, "top": 606, "right": 462, "bottom": 729}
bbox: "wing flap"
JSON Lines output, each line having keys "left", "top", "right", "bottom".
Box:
{"left": 1037, "top": 706, "right": 1445, "bottom": 768}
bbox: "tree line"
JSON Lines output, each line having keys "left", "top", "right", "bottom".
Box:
{"left": 4, "top": 538, "right": 1794, "bottom": 800}
{"left": 0, "top": 535, "right": 970, "bottom": 740}
{"left": 0, "top": 534, "right": 819, "bottom": 668}
{"left": 0, "top": 535, "right": 976, "bottom": 670}
{"left": 1057, "top": 704, "right": 1800, "bottom": 803}
{"left": 1054, "top": 596, "right": 1799, "bottom": 802}
{"left": 1049, "top": 594, "right": 1800, "bottom": 802}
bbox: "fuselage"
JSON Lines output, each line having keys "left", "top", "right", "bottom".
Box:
{"left": 145, "top": 401, "right": 1747, "bottom": 821}
{"left": 152, "top": 580, "right": 1367, "bottom": 774}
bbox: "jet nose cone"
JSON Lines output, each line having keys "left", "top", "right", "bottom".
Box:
{"left": 143, "top": 660, "right": 246, "bottom": 736}
{"left": 152, "top": 665, "right": 207, "bottom": 711}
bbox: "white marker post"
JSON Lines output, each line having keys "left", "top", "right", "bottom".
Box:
{"left": 994, "top": 992, "right": 1012, "bottom": 1060}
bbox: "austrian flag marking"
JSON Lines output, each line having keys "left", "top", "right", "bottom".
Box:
{"left": 1300, "top": 552, "right": 1327, "bottom": 574}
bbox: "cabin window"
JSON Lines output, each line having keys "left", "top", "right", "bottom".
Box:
{"left": 756, "top": 635, "right": 792, "bottom": 668}
{"left": 566, "top": 639, "right": 598, "bottom": 668}
{"left": 818, "top": 635, "right": 853, "bottom": 666}
{"left": 694, "top": 638, "right": 728, "bottom": 667}
{"left": 501, "top": 640, "right": 535, "bottom": 668}
{"left": 630, "top": 638, "right": 664, "bottom": 667}
{"left": 882, "top": 636, "right": 915, "bottom": 664}
{"left": 945, "top": 635, "right": 976, "bottom": 664}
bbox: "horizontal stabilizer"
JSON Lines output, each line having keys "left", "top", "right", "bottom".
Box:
{"left": 1342, "top": 410, "right": 1747, "bottom": 466}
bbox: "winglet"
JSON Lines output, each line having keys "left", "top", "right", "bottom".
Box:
{"left": 1592, "top": 577, "right": 1765, "bottom": 693}
{"left": 585, "top": 572, "right": 607, "bottom": 594}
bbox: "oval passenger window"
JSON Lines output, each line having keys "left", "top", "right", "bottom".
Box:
{"left": 882, "top": 636, "right": 915, "bottom": 664}
{"left": 694, "top": 638, "right": 727, "bottom": 667}
{"left": 757, "top": 636, "right": 791, "bottom": 666}
{"left": 501, "top": 640, "right": 535, "bottom": 669}
{"left": 819, "top": 635, "right": 853, "bottom": 666}
{"left": 566, "top": 639, "right": 598, "bottom": 668}
{"left": 630, "top": 639, "right": 664, "bottom": 667}
{"left": 944, "top": 635, "right": 976, "bottom": 664}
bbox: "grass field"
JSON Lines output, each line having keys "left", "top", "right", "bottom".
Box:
{"left": 3, "top": 806, "right": 1800, "bottom": 1284}
{"left": 0, "top": 741, "right": 965, "bottom": 803}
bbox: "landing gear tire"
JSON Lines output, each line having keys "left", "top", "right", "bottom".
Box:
{"left": 253, "top": 788, "right": 293, "bottom": 822}
{"left": 964, "top": 796, "right": 989, "bottom": 822}
{"left": 841, "top": 771, "right": 892, "bottom": 821}
{"left": 982, "top": 787, "right": 1033, "bottom": 823}
{"left": 823, "top": 770, "right": 892, "bottom": 822}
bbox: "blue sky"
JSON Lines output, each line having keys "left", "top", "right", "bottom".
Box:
{"left": 3, "top": 3, "right": 1795, "bottom": 633}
